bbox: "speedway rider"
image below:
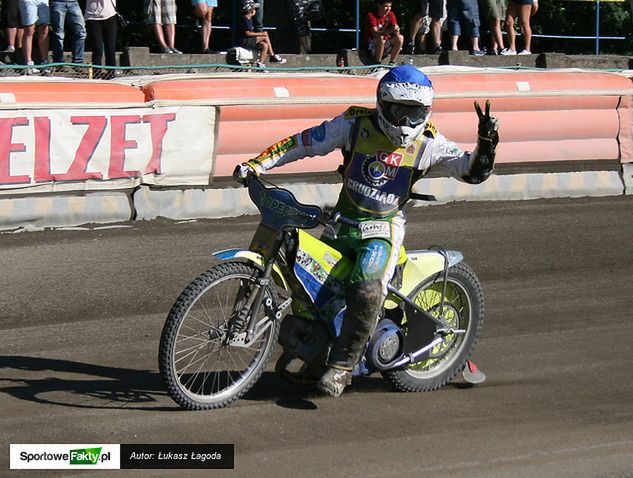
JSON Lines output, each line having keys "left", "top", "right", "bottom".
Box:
{"left": 234, "top": 65, "right": 499, "bottom": 398}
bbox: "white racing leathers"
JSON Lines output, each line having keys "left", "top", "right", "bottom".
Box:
{"left": 245, "top": 106, "right": 491, "bottom": 372}
{"left": 247, "top": 106, "right": 487, "bottom": 219}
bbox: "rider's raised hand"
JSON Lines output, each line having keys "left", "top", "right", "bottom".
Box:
{"left": 474, "top": 100, "right": 499, "bottom": 144}
{"left": 232, "top": 162, "right": 257, "bottom": 185}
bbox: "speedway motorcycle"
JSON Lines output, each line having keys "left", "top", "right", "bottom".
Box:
{"left": 159, "top": 176, "right": 485, "bottom": 410}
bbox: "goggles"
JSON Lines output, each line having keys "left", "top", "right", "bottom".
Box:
{"left": 381, "top": 101, "right": 429, "bottom": 127}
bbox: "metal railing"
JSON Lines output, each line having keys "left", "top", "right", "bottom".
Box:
{"left": 220, "top": 0, "right": 628, "bottom": 54}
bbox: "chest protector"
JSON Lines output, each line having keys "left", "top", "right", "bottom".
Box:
{"left": 342, "top": 115, "right": 425, "bottom": 217}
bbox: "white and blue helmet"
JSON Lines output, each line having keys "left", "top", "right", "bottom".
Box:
{"left": 376, "top": 65, "right": 434, "bottom": 147}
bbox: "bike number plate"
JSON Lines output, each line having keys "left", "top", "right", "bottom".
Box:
{"left": 360, "top": 221, "right": 391, "bottom": 240}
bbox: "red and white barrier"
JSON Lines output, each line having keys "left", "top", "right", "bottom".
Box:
{"left": 0, "top": 70, "right": 630, "bottom": 229}
{"left": 140, "top": 70, "right": 633, "bottom": 178}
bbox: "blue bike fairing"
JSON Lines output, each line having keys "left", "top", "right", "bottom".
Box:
{"left": 248, "top": 178, "right": 323, "bottom": 231}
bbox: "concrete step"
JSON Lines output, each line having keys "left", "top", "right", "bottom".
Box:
{"left": 123, "top": 45, "right": 633, "bottom": 70}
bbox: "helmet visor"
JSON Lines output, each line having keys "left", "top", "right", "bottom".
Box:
{"left": 381, "top": 101, "right": 429, "bottom": 128}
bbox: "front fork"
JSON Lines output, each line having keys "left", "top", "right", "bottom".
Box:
{"left": 226, "top": 235, "right": 292, "bottom": 346}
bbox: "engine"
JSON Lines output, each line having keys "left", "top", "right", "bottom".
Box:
{"left": 278, "top": 314, "right": 331, "bottom": 367}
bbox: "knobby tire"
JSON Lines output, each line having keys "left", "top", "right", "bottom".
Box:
{"left": 159, "top": 261, "right": 280, "bottom": 410}
{"left": 383, "top": 262, "right": 484, "bottom": 392}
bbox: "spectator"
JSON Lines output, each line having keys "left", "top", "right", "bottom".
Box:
{"left": 2, "top": 0, "right": 24, "bottom": 54}
{"left": 404, "top": 3, "right": 429, "bottom": 54}
{"left": 239, "top": 0, "right": 285, "bottom": 68}
{"left": 50, "top": 0, "right": 86, "bottom": 64}
{"left": 481, "top": 0, "right": 505, "bottom": 54}
{"left": 84, "top": 0, "right": 118, "bottom": 73}
{"left": 446, "top": 0, "right": 484, "bottom": 55}
{"left": 501, "top": 0, "right": 534, "bottom": 55}
{"left": 365, "top": 0, "right": 403, "bottom": 65}
{"left": 287, "top": 0, "right": 323, "bottom": 54}
{"left": 405, "top": 0, "right": 444, "bottom": 54}
{"left": 17, "top": 0, "right": 50, "bottom": 73}
{"left": 192, "top": 0, "right": 215, "bottom": 53}
{"left": 144, "top": 0, "right": 181, "bottom": 53}
{"left": 251, "top": 0, "right": 263, "bottom": 32}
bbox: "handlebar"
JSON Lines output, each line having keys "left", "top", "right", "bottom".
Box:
{"left": 410, "top": 192, "right": 437, "bottom": 202}
{"left": 289, "top": 210, "right": 360, "bottom": 231}
{"left": 242, "top": 173, "right": 435, "bottom": 233}
{"left": 327, "top": 211, "right": 361, "bottom": 229}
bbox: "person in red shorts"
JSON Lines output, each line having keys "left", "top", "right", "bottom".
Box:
{"left": 365, "top": 0, "right": 403, "bottom": 65}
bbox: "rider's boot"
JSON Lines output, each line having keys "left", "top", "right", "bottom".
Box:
{"left": 317, "top": 280, "right": 384, "bottom": 397}
{"left": 317, "top": 366, "right": 352, "bottom": 398}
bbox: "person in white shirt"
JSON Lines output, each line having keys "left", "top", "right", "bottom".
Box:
{"left": 84, "top": 0, "right": 118, "bottom": 70}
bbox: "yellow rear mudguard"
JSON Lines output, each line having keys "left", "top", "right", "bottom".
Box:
{"left": 385, "top": 249, "right": 463, "bottom": 309}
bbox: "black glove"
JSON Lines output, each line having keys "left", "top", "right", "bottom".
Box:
{"left": 232, "top": 163, "right": 257, "bottom": 185}
{"left": 464, "top": 101, "right": 499, "bottom": 184}
{"left": 475, "top": 100, "right": 499, "bottom": 144}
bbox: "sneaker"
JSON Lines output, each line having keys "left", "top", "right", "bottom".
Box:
{"left": 2, "top": 45, "right": 15, "bottom": 53}
{"left": 161, "top": 47, "right": 173, "bottom": 54}
{"left": 518, "top": 49, "right": 531, "bottom": 55}
{"left": 40, "top": 65, "right": 54, "bottom": 77}
{"left": 500, "top": 48, "right": 517, "bottom": 55}
{"left": 255, "top": 61, "right": 266, "bottom": 68}
{"left": 269, "top": 54, "right": 286, "bottom": 64}
{"left": 428, "top": 44, "right": 443, "bottom": 54}
{"left": 403, "top": 41, "right": 414, "bottom": 55}
{"left": 21, "top": 62, "right": 40, "bottom": 76}
{"left": 170, "top": 48, "right": 183, "bottom": 54}
{"left": 317, "top": 367, "right": 352, "bottom": 398}
{"left": 470, "top": 49, "right": 485, "bottom": 56}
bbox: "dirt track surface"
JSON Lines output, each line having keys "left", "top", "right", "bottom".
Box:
{"left": 1, "top": 195, "right": 632, "bottom": 477}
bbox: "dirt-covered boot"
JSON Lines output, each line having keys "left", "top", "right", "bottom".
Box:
{"left": 328, "top": 281, "right": 384, "bottom": 369}
{"left": 317, "top": 367, "right": 352, "bottom": 398}
{"left": 319, "top": 281, "right": 384, "bottom": 397}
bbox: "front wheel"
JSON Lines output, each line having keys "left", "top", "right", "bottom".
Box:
{"left": 382, "top": 262, "right": 484, "bottom": 392}
{"left": 159, "top": 261, "right": 280, "bottom": 410}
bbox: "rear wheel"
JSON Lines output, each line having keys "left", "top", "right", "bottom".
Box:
{"left": 382, "top": 262, "right": 484, "bottom": 392}
{"left": 159, "top": 261, "right": 280, "bottom": 410}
